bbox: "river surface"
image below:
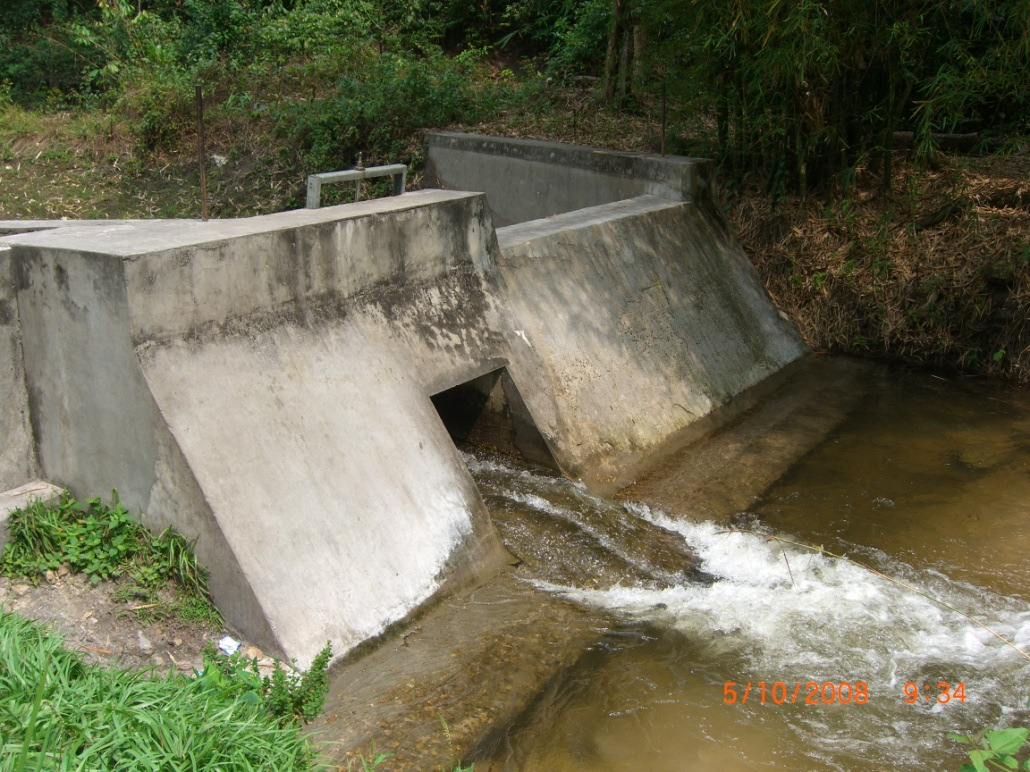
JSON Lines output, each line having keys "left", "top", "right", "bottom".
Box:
{"left": 469, "top": 360, "right": 1030, "bottom": 770}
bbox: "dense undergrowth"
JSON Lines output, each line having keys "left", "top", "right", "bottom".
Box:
{"left": 0, "top": 0, "right": 1026, "bottom": 381}
{"left": 735, "top": 156, "right": 1030, "bottom": 382}
{"left": 0, "top": 0, "right": 545, "bottom": 216}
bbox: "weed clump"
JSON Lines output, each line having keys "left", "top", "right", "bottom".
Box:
{"left": 1, "top": 491, "right": 219, "bottom": 625}
{"left": 197, "top": 640, "right": 333, "bottom": 728}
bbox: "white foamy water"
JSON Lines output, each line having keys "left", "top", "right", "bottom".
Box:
{"left": 467, "top": 452, "right": 1030, "bottom": 768}
{"left": 562, "top": 503, "right": 1030, "bottom": 679}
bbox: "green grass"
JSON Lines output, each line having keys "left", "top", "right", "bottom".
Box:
{"left": 0, "top": 611, "right": 323, "bottom": 770}
{"left": 1, "top": 492, "right": 220, "bottom": 626}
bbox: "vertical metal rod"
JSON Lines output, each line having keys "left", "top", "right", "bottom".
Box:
{"left": 354, "top": 152, "right": 363, "bottom": 203}
{"left": 661, "top": 82, "right": 667, "bottom": 156}
{"left": 195, "top": 85, "right": 208, "bottom": 221}
{"left": 306, "top": 177, "right": 321, "bottom": 209}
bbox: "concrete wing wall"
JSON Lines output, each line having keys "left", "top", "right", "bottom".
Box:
{"left": 13, "top": 238, "right": 280, "bottom": 654}
{"left": 495, "top": 196, "right": 807, "bottom": 486}
{"left": 425, "top": 131, "right": 713, "bottom": 226}
{"left": 8, "top": 191, "right": 506, "bottom": 667}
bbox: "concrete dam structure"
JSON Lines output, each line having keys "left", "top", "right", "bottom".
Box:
{"left": 0, "top": 133, "right": 805, "bottom": 668}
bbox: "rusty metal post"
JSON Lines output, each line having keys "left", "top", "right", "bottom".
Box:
{"left": 195, "top": 85, "right": 208, "bottom": 221}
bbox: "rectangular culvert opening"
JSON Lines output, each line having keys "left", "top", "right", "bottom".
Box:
{"left": 430, "top": 368, "right": 559, "bottom": 472}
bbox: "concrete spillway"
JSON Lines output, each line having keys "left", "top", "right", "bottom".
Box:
{"left": 0, "top": 134, "right": 805, "bottom": 666}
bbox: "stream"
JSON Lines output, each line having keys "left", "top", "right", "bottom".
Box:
{"left": 468, "top": 360, "right": 1030, "bottom": 770}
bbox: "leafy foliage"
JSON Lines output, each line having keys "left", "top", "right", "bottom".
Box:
{"left": 1, "top": 492, "right": 218, "bottom": 622}
{"left": 194, "top": 640, "right": 333, "bottom": 727}
{"left": 949, "top": 726, "right": 1030, "bottom": 772}
{"left": 0, "top": 0, "right": 543, "bottom": 174}
{"left": 265, "top": 642, "right": 333, "bottom": 725}
{"left": 0, "top": 611, "right": 322, "bottom": 769}
{"left": 283, "top": 50, "right": 520, "bottom": 172}
{"left": 6, "top": 0, "right": 1019, "bottom": 197}
{"left": 642, "top": 0, "right": 1029, "bottom": 194}
{"left": 545, "top": 0, "right": 609, "bottom": 76}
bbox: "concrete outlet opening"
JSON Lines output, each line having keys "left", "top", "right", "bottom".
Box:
{"left": 431, "top": 368, "right": 559, "bottom": 471}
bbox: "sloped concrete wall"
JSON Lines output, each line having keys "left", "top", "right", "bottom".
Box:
{"left": 496, "top": 196, "right": 806, "bottom": 485}
{"left": 9, "top": 191, "right": 505, "bottom": 666}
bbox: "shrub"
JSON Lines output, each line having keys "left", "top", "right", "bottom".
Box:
{"left": 196, "top": 641, "right": 333, "bottom": 728}
{"left": 282, "top": 50, "right": 515, "bottom": 172}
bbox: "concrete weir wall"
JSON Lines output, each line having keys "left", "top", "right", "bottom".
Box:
{"left": 0, "top": 134, "right": 805, "bottom": 666}
{"left": 425, "top": 130, "right": 712, "bottom": 226}
{"left": 4, "top": 191, "right": 505, "bottom": 665}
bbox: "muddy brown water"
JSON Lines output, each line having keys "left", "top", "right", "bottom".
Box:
{"left": 468, "top": 360, "right": 1030, "bottom": 771}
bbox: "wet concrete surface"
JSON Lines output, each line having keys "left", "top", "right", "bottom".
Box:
{"left": 309, "top": 570, "right": 609, "bottom": 770}
{"left": 308, "top": 355, "right": 876, "bottom": 769}
{"left": 620, "top": 355, "right": 874, "bottom": 520}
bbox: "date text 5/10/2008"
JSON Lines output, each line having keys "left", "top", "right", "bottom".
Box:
{"left": 723, "top": 681, "right": 967, "bottom": 705}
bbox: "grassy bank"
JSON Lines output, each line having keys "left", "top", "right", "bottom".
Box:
{"left": 0, "top": 493, "right": 332, "bottom": 770}
{"left": 0, "top": 611, "right": 324, "bottom": 769}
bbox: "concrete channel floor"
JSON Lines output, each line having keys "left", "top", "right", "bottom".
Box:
{"left": 309, "top": 569, "right": 607, "bottom": 770}
{"left": 307, "top": 354, "right": 872, "bottom": 770}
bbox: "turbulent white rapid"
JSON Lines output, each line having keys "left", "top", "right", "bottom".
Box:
{"left": 465, "top": 446, "right": 1030, "bottom": 770}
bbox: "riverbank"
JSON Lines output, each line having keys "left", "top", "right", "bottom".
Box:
{"left": 735, "top": 154, "right": 1030, "bottom": 383}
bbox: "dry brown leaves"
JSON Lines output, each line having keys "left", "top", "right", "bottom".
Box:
{"left": 735, "top": 156, "right": 1030, "bottom": 382}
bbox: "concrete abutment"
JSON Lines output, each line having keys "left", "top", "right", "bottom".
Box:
{"left": 0, "top": 134, "right": 805, "bottom": 667}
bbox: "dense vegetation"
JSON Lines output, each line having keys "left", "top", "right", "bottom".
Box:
{"left": 2, "top": 0, "right": 1025, "bottom": 188}
{"left": 0, "top": 0, "right": 1027, "bottom": 380}
{"left": 0, "top": 611, "right": 327, "bottom": 769}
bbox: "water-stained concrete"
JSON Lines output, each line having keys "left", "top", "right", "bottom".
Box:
{"left": 0, "top": 137, "right": 805, "bottom": 669}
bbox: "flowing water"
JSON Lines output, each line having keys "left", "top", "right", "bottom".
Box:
{"left": 468, "top": 361, "right": 1030, "bottom": 770}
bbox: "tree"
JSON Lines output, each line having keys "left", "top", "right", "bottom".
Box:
{"left": 642, "top": 0, "right": 1029, "bottom": 194}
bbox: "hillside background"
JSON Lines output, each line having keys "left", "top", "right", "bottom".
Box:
{"left": 1, "top": 0, "right": 1027, "bottom": 380}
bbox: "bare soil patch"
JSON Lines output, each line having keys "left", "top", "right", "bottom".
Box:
{"left": 0, "top": 570, "right": 277, "bottom": 679}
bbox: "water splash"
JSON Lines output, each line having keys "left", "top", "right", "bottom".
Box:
{"left": 467, "top": 450, "right": 1030, "bottom": 768}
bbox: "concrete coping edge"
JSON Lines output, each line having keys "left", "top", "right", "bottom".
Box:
{"left": 426, "top": 130, "right": 713, "bottom": 192}
{"left": 1, "top": 190, "right": 481, "bottom": 258}
{"left": 496, "top": 195, "right": 683, "bottom": 250}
